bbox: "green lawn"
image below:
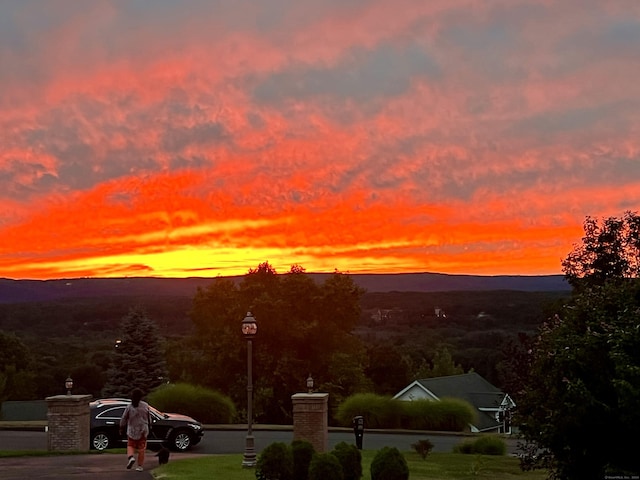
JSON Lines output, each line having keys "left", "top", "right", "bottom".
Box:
{"left": 152, "top": 451, "right": 549, "bottom": 480}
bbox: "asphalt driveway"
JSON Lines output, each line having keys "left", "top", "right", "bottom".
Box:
{"left": 0, "top": 452, "right": 160, "bottom": 480}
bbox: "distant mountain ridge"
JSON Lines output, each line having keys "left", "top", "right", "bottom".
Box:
{"left": 0, "top": 273, "right": 569, "bottom": 304}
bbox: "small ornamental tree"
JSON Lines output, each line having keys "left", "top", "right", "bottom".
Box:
{"left": 411, "top": 439, "right": 434, "bottom": 460}
{"left": 102, "top": 308, "right": 168, "bottom": 398}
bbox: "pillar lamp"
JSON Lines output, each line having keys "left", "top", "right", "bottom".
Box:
{"left": 65, "top": 375, "right": 73, "bottom": 396}
{"left": 306, "top": 374, "right": 314, "bottom": 394}
{"left": 241, "top": 312, "right": 257, "bottom": 468}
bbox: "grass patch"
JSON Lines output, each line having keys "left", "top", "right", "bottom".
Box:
{"left": 152, "top": 451, "right": 548, "bottom": 480}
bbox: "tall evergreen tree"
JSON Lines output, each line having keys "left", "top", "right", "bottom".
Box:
{"left": 102, "top": 308, "right": 168, "bottom": 398}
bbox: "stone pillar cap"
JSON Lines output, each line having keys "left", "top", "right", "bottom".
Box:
{"left": 46, "top": 394, "right": 93, "bottom": 402}
{"left": 291, "top": 392, "right": 329, "bottom": 399}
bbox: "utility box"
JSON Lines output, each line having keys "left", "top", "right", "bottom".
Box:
{"left": 46, "top": 395, "right": 92, "bottom": 452}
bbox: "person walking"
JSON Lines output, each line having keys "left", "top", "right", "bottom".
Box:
{"left": 120, "top": 388, "right": 151, "bottom": 472}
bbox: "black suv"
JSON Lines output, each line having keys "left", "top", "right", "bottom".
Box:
{"left": 90, "top": 398, "right": 204, "bottom": 451}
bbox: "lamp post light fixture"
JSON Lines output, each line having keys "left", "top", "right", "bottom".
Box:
{"left": 241, "top": 312, "right": 257, "bottom": 468}
{"left": 65, "top": 375, "right": 73, "bottom": 396}
{"left": 306, "top": 374, "right": 314, "bottom": 394}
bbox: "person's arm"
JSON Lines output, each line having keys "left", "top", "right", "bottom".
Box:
{"left": 119, "top": 405, "right": 130, "bottom": 435}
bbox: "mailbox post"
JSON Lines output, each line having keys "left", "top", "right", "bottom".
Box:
{"left": 352, "top": 415, "right": 364, "bottom": 450}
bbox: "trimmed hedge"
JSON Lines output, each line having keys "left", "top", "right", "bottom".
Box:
{"left": 453, "top": 435, "right": 507, "bottom": 455}
{"left": 335, "top": 393, "right": 403, "bottom": 429}
{"left": 335, "top": 393, "right": 475, "bottom": 431}
{"left": 147, "top": 382, "right": 236, "bottom": 424}
{"left": 400, "top": 397, "right": 476, "bottom": 431}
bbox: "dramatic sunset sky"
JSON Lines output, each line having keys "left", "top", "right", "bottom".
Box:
{"left": 1, "top": 0, "right": 639, "bottom": 280}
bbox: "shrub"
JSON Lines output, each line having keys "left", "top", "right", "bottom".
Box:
{"left": 256, "top": 442, "right": 293, "bottom": 480}
{"left": 370, "top": 446, "right": 409, "bottom": 480}
{"left": 147, "top": 382, "right": 236, "bottom": 424}
{"left": 291, "top": 440, "right": 315, "bottom": 480}
{"left": 473, "top": 435, "right": 507, "bottom": 455}
{"left": 335, "top": 393, "right": 403, "bottom": 428}
{"left": 453, "top": 435, "right": 506, "bottom": 456}
{"left": 336, "top": 394, "right": 475, "bottom": 431}
{"left": 331, "top": 441, "right": 362, "bottom": 480}
{"left": 400, "top": 397, "right": 476, "bottom": 431}
{"left": 411, "top": 439, "right": 434, "bottom": 460}
{"left": 308, "top": 453, "right": 344, "bottom": 480}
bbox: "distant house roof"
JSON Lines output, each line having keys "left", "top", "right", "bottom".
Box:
{"left": 394, "top": 372, "right": 515, "bottom": 432}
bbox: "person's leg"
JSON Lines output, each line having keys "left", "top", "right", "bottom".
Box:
{"left": 137, "top": 437, "right": 147, "bottom": 467}
{"left": 126, "top": 438, "right": 136, "bottom": 469}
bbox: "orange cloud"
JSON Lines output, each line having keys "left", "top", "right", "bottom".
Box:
{"left": 1, "top": 0, "right": 639, "bottom": 279}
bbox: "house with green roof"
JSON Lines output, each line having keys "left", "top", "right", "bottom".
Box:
{"left": 393, "top": 372, "right": 515, "bottom": 433}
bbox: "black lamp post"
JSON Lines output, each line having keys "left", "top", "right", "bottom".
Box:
{"left": 241, "top": 312, "right": 257, "bottom": 468}
{"left": 65, "top": 375, "right": 73, "bottom": 396}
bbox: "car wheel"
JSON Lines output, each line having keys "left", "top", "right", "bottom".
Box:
{"left": 91, "top": 431, "right": 111, "bottom": 451}
{"left": 169, "top": 430, "right": 193, "bottom": 451}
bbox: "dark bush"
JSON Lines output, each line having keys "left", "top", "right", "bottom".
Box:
{"left": 370, "top": 446, "right": 409, "bottom": 480}
{"left": 291, "top": 440, "right": 315, "bottom": 480}
{"left": 331, "top": 441, "right": 362, "bottom": 480}
{"left": 147, "top": 382, "right": 236, "bottom": 424}
{"left": 256, "top": 442, "right": 293, "bottom": 480}
{"left": 308, "top": 453, "right": 344, "bottom": 480}
{"left": 411, "top": 439, "right": 434, "bottom": 460}
{"left": 453, "top": 435, "right": 506, "bottom": 456}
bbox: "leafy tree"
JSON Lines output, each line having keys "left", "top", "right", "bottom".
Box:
{"left": 365, "top": 342, "right": 410, "bottom": 395}
{"left": 416, "top": 345, "right": 464, "bottom": 379}
{"left": 0, "top": 331, "right": 36, "bottom": 401}
{"left": 185, "top": 262, "right": 368, "bottom": 424}
{"left": 562, "top": 211, "right": 640, "bottom": 290}
{"left": 519, "top": 212, "right": 640, "bottom": 479}
{"left": 102, "top": 308, "right": 168, "bottom": 397}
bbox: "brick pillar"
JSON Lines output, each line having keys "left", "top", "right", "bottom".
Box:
{"left": 292, "top": 393, "right": 329, "bottom": 453}
{"left": 45, "top": 394, "right": 92, "bottom": 452}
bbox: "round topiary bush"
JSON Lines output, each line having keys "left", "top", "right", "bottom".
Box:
{"left": 370, "top": 446, "right": 409, "bottom": 480}
{"left": 308, "top": 453, "right": 344, "bottom": 480}
{"left": 147, "top": 382, "right": 236, "bottom": 424}
{"left": 331, "top": 441, "right": 362, "bottom": 480}
{"left": 256, "top": 442, "right": 293, "bottom": 480}
{"left": 291, "top": 440, "right": 315, "bottom": 480}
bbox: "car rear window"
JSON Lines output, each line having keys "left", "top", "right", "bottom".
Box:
{"left": 96, "top": 406, "right": 126, "bottom": 419}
